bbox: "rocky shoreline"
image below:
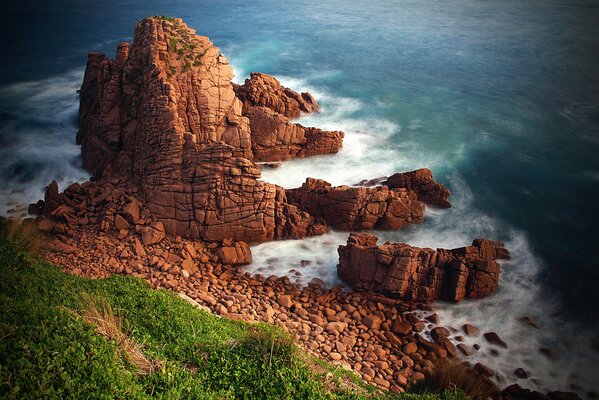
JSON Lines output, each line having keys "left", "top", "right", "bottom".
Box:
{"left": 10, "top": 15, "right": 582, "bottom": 400}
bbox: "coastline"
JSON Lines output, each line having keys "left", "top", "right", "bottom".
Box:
{"left": 0, "top": 9, "right": 596, "bottom": 396}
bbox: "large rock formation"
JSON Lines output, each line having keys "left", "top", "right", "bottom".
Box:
{"left": 286, "top": 178, "right": 424, "bottom": 231}
{"left": 337, "top": 233, "right": 510, "bottom": 302}
{"left": 234, "top": 73, "right": 343, "bottom": 161}
{"left": 75, "top": 16, "right": 337, "bottom": 242}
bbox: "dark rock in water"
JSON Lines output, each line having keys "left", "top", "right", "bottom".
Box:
{"left": 484, "top": 331, "right": 508, "bottom": 348}
{"left": 462, "top": 323, "right": 481, "bottom": 336}
{"left": 337, "top": 233, "right": 509, "bottom": 302}
{"left": 430, "top": 326, "right": 451, "bottom": 342}
{"left": 547, "top": 391, "right": 582, "bottom": 400}
{"left": 474, "top": 362, "right": 495, "bottom": 377}
{"left": 425, "top": 313, "right": 439, "bottom": 324}
{"left": 502, "top": 384, "right": 551, "bottom": 400}
{"left": 520, "top": 316, "right": 541, "bottom": 329}
{"left": 514, "top": 368, "right": 528, "bottom": 379}
{"left": 457, "top": 343, "right": 471, "bottom": 356}
{"left": 540, "top": 347, "right": 557, "bottom": 360}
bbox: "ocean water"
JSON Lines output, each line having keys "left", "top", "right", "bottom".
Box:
{"left": 1, "top": 0, "right": 598, "bottom": 395}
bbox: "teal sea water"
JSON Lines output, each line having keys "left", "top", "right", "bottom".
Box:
{"left": 1, "top": 0, "right": 598, "bottom": 395}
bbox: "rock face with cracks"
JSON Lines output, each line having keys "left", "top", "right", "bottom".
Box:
{"left": 233, "top": 73, "right": 343, "bottom": 162}
{"left": 337, "top": 233, "right": 510, "bottom": 302}
{"left": 286, "top": 178, "right": 424, "bottom": 231}
{"left": 75, "top": 16, "right": 337, "bottom": 242}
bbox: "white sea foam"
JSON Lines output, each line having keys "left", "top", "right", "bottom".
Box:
{"left": 0, "top": 69, "right": 89, "bottom": 216}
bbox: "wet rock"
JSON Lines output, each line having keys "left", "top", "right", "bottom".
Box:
{"left": 430, "top": 326, "right": 451, "bottom": 342}
{"left": 484, "top": 332, "right": 507, "bottom": 348}
{"left": 286, "top": 178, "right": 424, "bottom": 231}
{"left": 515, "top": 368, "right": 528, "bottom": 379}
{"left": 338, "top": 233, "right": 509, "bottom": 302}
{"left": 540, "top": 347, "right": 557, "bottom": 360}
{"left": 474, "top": 362, "right": 495, "bottom": 377}
{"left": 462, "top": 323, "right": 481, "bottom": 336}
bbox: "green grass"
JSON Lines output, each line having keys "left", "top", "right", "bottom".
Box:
{"left": 0, "top": 221, "right": 469, "bottom": 400}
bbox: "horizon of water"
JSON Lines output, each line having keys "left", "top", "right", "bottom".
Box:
{"left": 1, "top": 0, "right": 598, "bottom": 396}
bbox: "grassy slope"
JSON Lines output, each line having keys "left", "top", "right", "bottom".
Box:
{"left": 0, "top": 223, "right": 467, "bottom": 400}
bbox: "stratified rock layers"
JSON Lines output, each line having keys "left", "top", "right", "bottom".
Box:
{"left": 338, "top": 233, "right": 510, "bottom": 302}
{"left": 76, "top": 17, "right": 337, "bottom": 242}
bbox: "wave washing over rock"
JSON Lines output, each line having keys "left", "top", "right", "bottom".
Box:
{"left": 11, "top": 16, "right": 592, "bottom": 399}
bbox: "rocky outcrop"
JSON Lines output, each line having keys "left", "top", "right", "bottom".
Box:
{"left": 152, "top": 143, "right": 325, "bottom": 242}
{"left": 286, "top": 178, "right": 424, "bottom": 231}
{"left": 233, "top": 73, "right": 343, "bottom": 162}
{"left": 233, "top": 72, "right": 319, "bottom": 118}
{"left": 337, "top": 233, "right": 510, "bottom": 302}
{"left": 357, "top": 168, "right": 451, "bottom": 208}
{"left": 383, "top": 169, "right": 451, "bottom": 208}
{"left": 244, "top": 106, "right": 343, "bottom": 162}
{"left": 75, "top": 16, "right": 335, "bottom": 242}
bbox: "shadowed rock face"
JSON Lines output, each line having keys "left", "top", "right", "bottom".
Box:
{"left": 76, "top": 17, "right": 330, "bottom": 242}
{"left": 286, "top": 178, "right": 424, "bottom": 231}
{"left": 337, "top": 233, "right": 510, "bottom": 302}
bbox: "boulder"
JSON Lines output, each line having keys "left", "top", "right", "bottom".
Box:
{"left": 216, "top": 241, "right": 253, "bottom": 266}
{"left": 140, "top": 221, "right": 165, "bottom": 245}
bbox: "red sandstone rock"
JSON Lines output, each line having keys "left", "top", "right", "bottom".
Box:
{"left": 140, "top": 221, "right": 165, "bottom": 245}
{"left": 233, "top": 72, "right": 319, "bottom": 118}
{"left": 337, "top": 233, "right": 510, "bottom": 302}
{"left": 244, "top": 106, "right": 343, "bottom": 162}
{"left": 216, "top": 241, "right": 252, "bottom": 266}
{"left": 75, "top": 17, "right": 335, "bottom": 243}
{"left": 383, "top": 168, "right": 452, "bottom": 208}
{"left": 286, "top": 178, "right": 424, "bottom": 231}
